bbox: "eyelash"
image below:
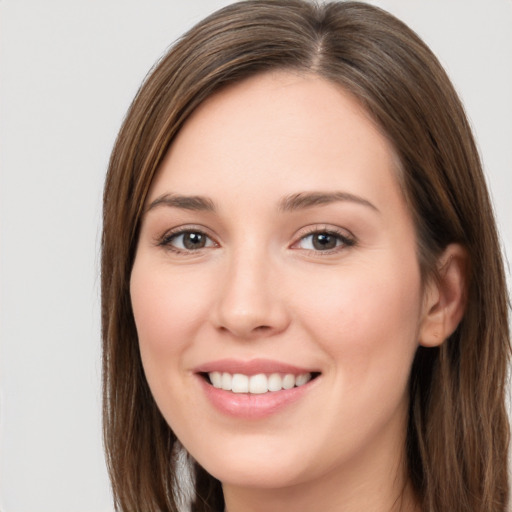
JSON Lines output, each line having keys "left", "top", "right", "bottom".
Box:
{"left": 156, "top": 225, "right": 356, "bottom": 256}
{"left": 293, "top": 226, "right": 356, "bottom": 255}
{"left": 156, "top": 226, "right": 217, "bottom": 255}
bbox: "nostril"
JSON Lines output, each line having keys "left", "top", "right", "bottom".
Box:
{"left": 217, "top": 323, "right": 277, "bottom": 337}
{"left": 254, "top": 325, "right": 271, "bottom": 331}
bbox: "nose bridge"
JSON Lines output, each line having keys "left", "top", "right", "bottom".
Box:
{"left": 213, "top": 240, "right": 288, "bottom": 338}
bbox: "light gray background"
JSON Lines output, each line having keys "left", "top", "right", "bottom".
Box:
{"left": 1, "top": 1, "right": 510, "bottom": 511}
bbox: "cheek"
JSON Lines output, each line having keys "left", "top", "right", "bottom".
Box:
{"left": 130, "top": 259, "right": 214, "bottom": 425}
{"left": 291, "top": 261, "right": 423, "bottom": 452}
{"left": 130, "top": 260, "right": 212, "bottom": 357}
{"left": 296, "top": 257, "right": 422, "bottom": 386}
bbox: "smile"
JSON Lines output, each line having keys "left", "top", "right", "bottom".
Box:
{"left": 207, "top": 371, "right": 313, "bottom": 394}
{"left": 193, "top": 359, "right": 320, "bottom": 418}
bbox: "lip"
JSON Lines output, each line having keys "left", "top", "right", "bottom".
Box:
{"left": 193, "top": 358, "right": 315, "bottom": 376}
{"left": 193, "top": 358, "right": 320, "bottom": 419}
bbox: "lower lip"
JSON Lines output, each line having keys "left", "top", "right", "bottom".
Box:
{"left": 198, "top": 376, "right": 317, "bottom": 419}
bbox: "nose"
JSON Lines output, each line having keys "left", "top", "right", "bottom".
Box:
{"left": 212, "top": 249, "right": 290, "bottom": 340}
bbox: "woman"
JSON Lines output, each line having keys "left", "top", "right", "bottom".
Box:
{"left": 101, "top": 1, "right": 510, "bottom": 511}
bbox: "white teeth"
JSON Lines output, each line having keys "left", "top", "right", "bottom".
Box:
{"left": 208, "top": 371, "right": 313, "bottom": 394}
{"left": 221, "top": 372, "right": 232, "bottom": 391}
{"left": 249, "top": 373, "right": 268, "bottom": 394}
{"left": 282, "top": 374, "right": 295, "bottom": 390}
{"left": 210, "top": 371, "right": 222, "bottom": 388}
{"left": 295, "top": 373, "right": 312, "bottom": 386}
{"left": 231, "top": 374, "right": 249, "bottom": 393}
{"left": 267, "top": 373, "right": 282, "bottom": 392}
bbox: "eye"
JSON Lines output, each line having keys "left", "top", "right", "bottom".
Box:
{"left": 159, "top": 229, "right": 216, "bottom": 252}
{"left": 294, "top": 229, "right": 355, "bottom": 252}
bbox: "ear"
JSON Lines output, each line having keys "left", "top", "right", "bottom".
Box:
{"left": 419, "top": 244, "right": 468, "bottom": 347}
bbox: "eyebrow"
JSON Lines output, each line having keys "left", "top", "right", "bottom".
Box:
{"left": 145, "top": 190, "right": 378, "bottom": 214}
{"left": 278, "top": 191, "right": 379, "bottom": 213}
{"left": 146, "top": 193, "right": 216, "bottom": 213}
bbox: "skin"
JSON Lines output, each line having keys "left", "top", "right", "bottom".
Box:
{"left": 130, "top": 71, "right": 464, "bottom": 512}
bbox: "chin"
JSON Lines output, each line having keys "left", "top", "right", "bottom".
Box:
{"left": 203, "top": 459, "right": 307, "bottom": 489}
{"left": 185, "top": 432, "right": 325, "bottom": 490}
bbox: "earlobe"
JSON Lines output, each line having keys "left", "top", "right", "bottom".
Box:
{"left": 419, "top": 244, "right": 468, "bottom": 347}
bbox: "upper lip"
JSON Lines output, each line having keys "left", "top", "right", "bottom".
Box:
{"left": 193, "top": 358, "right": 317, "bottom": 376}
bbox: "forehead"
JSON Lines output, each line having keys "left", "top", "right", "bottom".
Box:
{"left": 148, "top": 71, "right": 401, "bottom": 214}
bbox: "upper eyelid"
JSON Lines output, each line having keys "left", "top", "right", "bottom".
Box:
{"left": 154, "top": 224, "right": 355, "bottom": 248}
{"left": 293, "top": 224, "right": 355, "bottom": 240}
{"left": 290, "top": 225, "right": 357, "bottom": 251}
{"left": 155, "top": 225, "right": 218, "bottom": 246}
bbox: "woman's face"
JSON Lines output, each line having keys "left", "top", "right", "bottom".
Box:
{"left": 131, "top": 72, "right": 428, "bottom": 491}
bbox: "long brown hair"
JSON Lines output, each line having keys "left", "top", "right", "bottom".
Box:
{"left": 101, "top": 1, "right": 510, "bottom": 510}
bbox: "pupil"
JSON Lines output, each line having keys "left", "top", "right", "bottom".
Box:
{"left": 184, "top": 232, "right": 205, "bottom": 249}
{"left": 313, "top": 233, "right": 336, "bottom": 250}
